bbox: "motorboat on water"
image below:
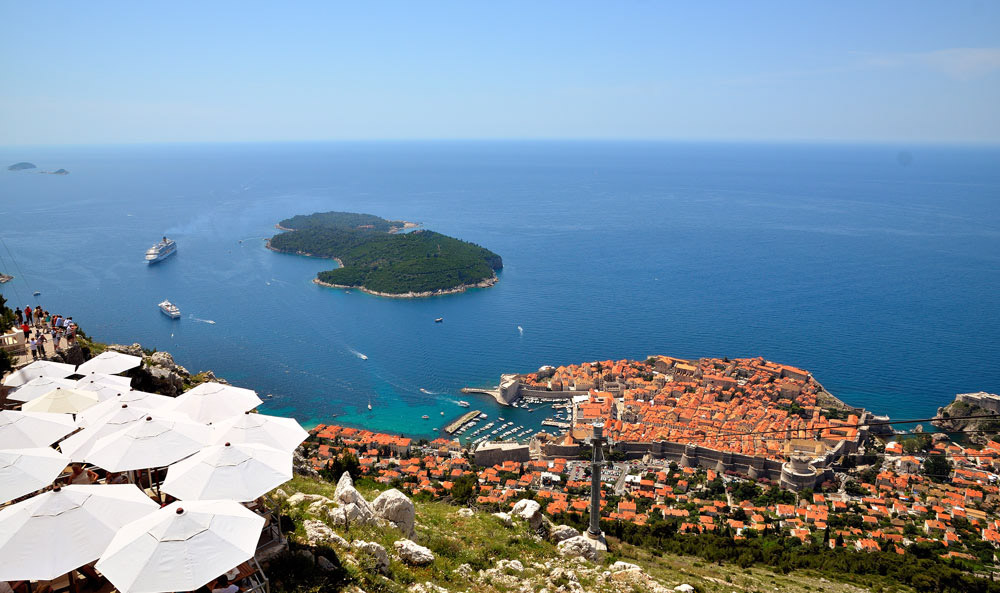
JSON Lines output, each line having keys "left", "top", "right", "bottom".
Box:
{"left": 434, "top": 317, "right": 443, "bottom": 323}
{"left": 457, "top": 400, "right": 470, "bottom": 407}
{"left": 422, "top": 415, "right": 430, "bottom": 419}
{"left": 145, "top": 237, "right": 177, "bottom": 264}
{"left": 158, "top": 300, "right": 181, "bottom": 319}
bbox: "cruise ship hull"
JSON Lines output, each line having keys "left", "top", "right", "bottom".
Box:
{"left": 145, "top": 248, "right": 176, "bottom": 264}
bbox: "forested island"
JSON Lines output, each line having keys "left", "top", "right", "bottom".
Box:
{"left": 267, "top": 211, "right": 503, "bottom": 297}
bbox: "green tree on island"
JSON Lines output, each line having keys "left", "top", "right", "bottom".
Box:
{"left": 268, "top": 211, "right": 502, "bottom": 295}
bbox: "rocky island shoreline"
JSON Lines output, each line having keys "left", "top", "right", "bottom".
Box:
{"left": 312, "top": 273, "right": 497, "bottom": 298}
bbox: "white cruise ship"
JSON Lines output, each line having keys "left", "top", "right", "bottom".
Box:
{"left": 158, "top": 300, "right": 181, "bottom": 318}
{"left": 145, "top": 237, "right": 177, "bottom": 263}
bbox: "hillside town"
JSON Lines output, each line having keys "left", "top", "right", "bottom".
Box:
{"left": 303, "top": 355, "right": 1000, "bottom": 566}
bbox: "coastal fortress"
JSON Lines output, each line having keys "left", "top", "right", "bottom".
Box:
{"left": 471, "top": 355, "right": 868, "bottom": 491}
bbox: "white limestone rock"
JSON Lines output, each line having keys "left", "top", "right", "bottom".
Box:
{"left": 303, "top": 519, "right": 350, "bottom": 548}
{"left": 287, "top": 492, "right": 328, "bottom": 506}
{"left": 511, "top": 498, "right": 544, "bottom": 530}
{"left": 674, "top": 585, "right": 695, "bottom": 593}
{"left": 371, "top": 488, "right": 416, "bottom": 536}
{"left": 454, "top": 563, "right": 474, "bottom": 579}
{"left": 493, "top": 512, "right": 514, "bottom": 527}
{"left": 548, "top": 524, "right": 580, "bottom": 543}
{"left": 408, "top": 583, "right": 448, "bottom": 593}
{"left": 394, "top": 538, "right": 435, "bottom": 566}
{"left": 149, "top": 351, "right": 176, "bottom": 370}
{"left": 329, "top": 501, "right": 375, "bottom": 526}
{"left": 610, "top": 561, "right": 641, "bottom": 573}
{"left": 352, "top": 540, "right": 389, "bottom": 574}
{"left": 557, "top": 535, "right": 603, "bottom": 562}
{"left": 496, "top": 559, "right": 523, "bottom": 573}
{"left": 334, "top": 472, "right": 364, "bottom": 505}
{"left": 308, "top": 497, "right": 335, "bottom": 514}
{"left": 457, "top": 507, "right": 474, "bottom": 517}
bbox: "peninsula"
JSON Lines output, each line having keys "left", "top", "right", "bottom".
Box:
{"left": 267, "top": 211, "right": 503, "bottom": 297}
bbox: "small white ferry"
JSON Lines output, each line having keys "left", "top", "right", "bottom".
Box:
{"left": 145, "top": 237, "right": 177, "bottom": 264}
{"left": 158, "top": 300, "right": 181, "bottom": 319}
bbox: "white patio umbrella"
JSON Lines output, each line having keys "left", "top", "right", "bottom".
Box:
{"left": 7, "top": 376, "right": 76, "bottom": 402}
{"left": 21, "top": 387, "right": 100, "bottom": 414}
{"left": 2, "top": 360, "right": 76, "bottom": 388}
{"left": 162, "top": 441, "right": 292, "bottom": 502}
{"left": 60, "top": 404, "right": 160, "bottom": 462}
{"left": 86, "top": 414, "right": 211, "bottom": 472}
{"left": 76, "top": 351, "right": 142, "bottom": 376}
{"left": 0, "top": 446, "right": 70, "bottom": 504}
{"left": 0, "top": 410, "right": 77, "bottom": 448}
{"left": 168, "top": 382, "right": 262, "bottom": 424}
{"left": 210, "top": 411, "right": 309, "bottom": 451}
{"left": 96, "top": 499, "right": 265, "bottom": 593}
{"left": 0, "top": 483, "right": 158, "bottom": 581}
{"left": 77, "top": 390, "right": 174, "bottom": 428}
{"left": 74, "top": 372, "right": 134, "bottom": 390}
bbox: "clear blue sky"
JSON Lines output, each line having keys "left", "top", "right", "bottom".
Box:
{"left": 2, "top": 2, "right": 998, "bottom": 145}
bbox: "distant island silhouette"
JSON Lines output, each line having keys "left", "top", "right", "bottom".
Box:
{"left": 7, "top": 163, "right": 69, "bottom": 174}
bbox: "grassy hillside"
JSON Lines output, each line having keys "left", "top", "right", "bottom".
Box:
{"left": 268, "top": 211, "right": 502, "bottom": 295}
{"left": 268, "top": 475, "right": 927, "bottom": 593}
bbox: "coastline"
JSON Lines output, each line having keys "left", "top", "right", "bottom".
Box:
{"left": 273, "top": 220, "right": 419, "bottom": 234}
{"left": 312, "top": 274, "right": 497, "bottom": 298}
{"left": 264, "top": 238, "right": 343, "bottom": 266}
{"left": 388, "top": 221, "right": 421, "bottom": 234}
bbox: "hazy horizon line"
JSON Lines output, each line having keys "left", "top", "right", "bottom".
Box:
{"left": 3, "top": 137, "right": 1000, "bottom": 150}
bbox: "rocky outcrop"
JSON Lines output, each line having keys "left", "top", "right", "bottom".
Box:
{"left": 100, "top": 343, "right": 227, "bottom": 396}
{"left": 372, "top": 488, "right": 416, "bottom": 536}
{"left": 394, "top": 539, "right": 434, "bottom": 565}
{"left": 329, "top": 472, "right": 375, "bottom": 526}
{"left": 557, "top": 535, "right": 604, "bottom": 562}
{"left": 549, "top": 524, "right": 581, "bottom": 543}
{"left": 303, "top": 519, "right": 348, "bottom": 548}
{"left": 493, "top": 512, "right": 514, "bottom": 527}
{"left": 511, "top": 498, "right": 544, "bottom": 530}
{"left": 108, "top": 343, "right": 144, "bottom": 357}
{"left": 287, "top": 493, "right": 328, "bottom": 505}
{"left": 51, "top": 343, "right": 86, "bottom": 366}
{"left": 292, "top": 447, "right": 319, "bottom": 477}
{"left": 352, "top": 540, "right": 389, "bottom": 574}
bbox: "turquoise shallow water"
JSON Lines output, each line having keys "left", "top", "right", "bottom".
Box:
{"left": 1, "top": 141, "right": 998, "bottom": 436}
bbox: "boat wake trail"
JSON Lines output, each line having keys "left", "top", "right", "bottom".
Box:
{"left": 349, "top": 349, "right": 368, "bottom": 360}
{"left": 517, "top": 325, "right": 524, "bottom": 335}
{"left": 189, "top": 315, "right": 217, "bottom": 325}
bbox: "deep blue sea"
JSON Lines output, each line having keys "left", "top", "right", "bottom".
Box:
{"left": 1, "top": 142, "right": 998, "bottom": 437}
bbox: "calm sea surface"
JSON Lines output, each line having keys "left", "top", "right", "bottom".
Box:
{"left": 1, "top": 141, "right": 998, "bottom": 436}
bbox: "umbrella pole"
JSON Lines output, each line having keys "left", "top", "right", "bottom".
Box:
{"left": 147, "top": 468, "right": 162, "bottom": 504}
